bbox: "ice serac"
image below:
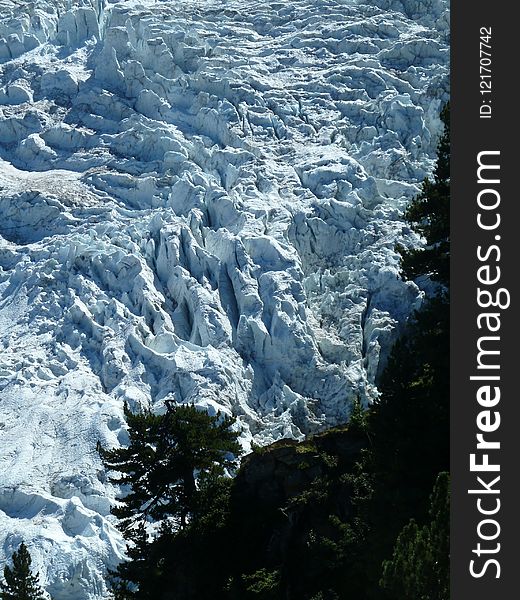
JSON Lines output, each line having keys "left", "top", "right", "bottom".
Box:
{"left": 0, "top": 0, "right": 449, "bottom": 597}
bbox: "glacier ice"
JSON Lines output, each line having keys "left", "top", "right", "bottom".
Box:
{"left": 0, "top": 0, "right": 448, "bottom": 597}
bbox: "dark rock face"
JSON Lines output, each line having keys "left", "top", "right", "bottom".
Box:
{"left": 227, "top": 427, "right": 368, "bottom": 598}
{"left": 235, "top": 430, "right": 366, "bottom": 505}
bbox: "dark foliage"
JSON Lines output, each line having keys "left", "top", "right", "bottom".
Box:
{"left": 98, "top": 402, "right": 241, "bottom": 599}
{"left": 380, "top": 472, "right": 450, "bottom": 600}
{"left": 223, "top": 421, "right": 370, "bottom": 600}
{"left": 400, "top": 102, "right": 450, "bottom": 286}
{"left": 99, "top": 402, "right": 240, "bottom": 531}
{"left": 0, "top": 543, "right": 46, "bottom": 600}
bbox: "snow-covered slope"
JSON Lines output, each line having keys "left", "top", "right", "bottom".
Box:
{"left": 0, "top": 0, "right": 448, "bottom": 597}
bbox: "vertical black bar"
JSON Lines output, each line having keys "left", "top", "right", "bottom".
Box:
{"left": 452, "top": 1, "right": 518, "bottom": 598}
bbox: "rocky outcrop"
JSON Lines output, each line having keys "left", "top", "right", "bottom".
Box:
{"left": 227, "top": 425, "right": 369, "bottom": 597}
{"left": 234, "top": 427, "right": 365, "bottom": 507}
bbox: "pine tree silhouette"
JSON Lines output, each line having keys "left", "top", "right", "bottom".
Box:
{"left": 400, "top": 102, "right": 450, "bottom": 287}
{"left": 380, "top": 472, "right": 450, "bottom": 600}
{"left": 0, "top": 543, "right": 46, "bottom": 600}
{"left": 98, "top": 401, "right": 241, "bottom": 599}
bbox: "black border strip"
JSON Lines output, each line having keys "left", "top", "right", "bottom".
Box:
{"left": 452, "top": 1, "right": 518, "bottom": 597}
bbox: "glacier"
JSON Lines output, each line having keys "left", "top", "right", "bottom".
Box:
{"left": 0, "top": 0, "right": 449, "bottom": 597}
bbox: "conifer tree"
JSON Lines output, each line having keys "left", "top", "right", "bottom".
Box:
{"left": 99, "top": 401, "right": 240, "bottom": 532}
{"left": 0, "top": 543, "right": 46, "bottom": 600}
{"left": 380, "top": 472, "right": 450, "bottom": 600}
{"left": 341, "top": 103, "right": 450, "bottom": 598}
{"left": 400, "top": 103, "right": 450, "bottom": 287}
{"left": 98, "top": 401, "right": 241, "bottom": 599}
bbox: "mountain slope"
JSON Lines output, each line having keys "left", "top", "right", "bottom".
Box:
{"left": 0, "top": 1, "right": 448, "bottom": 598}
